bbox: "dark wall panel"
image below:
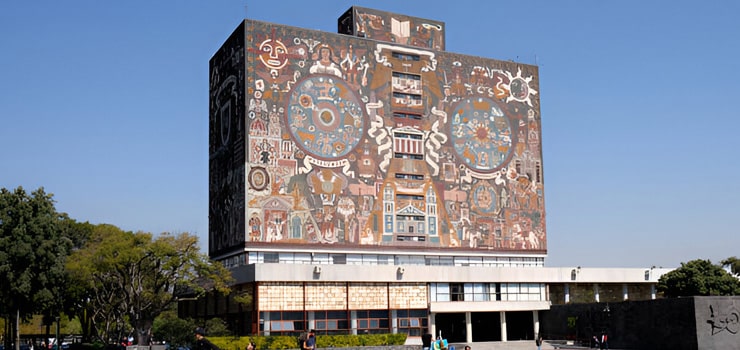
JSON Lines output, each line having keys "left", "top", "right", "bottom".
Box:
{"left": 209, "top": 22, "right": 247, "bottom": 256}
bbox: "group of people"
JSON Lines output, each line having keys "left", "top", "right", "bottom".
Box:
{"left": 592, "top": 332, "right": 609, "bottom": 349}
{"left": 423, "top": 330, "right": 546, "bottom": 350}
{"left": 422, "top": 331, "right": 474, "bottom": 350}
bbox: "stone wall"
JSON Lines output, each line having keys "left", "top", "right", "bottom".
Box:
{"left": 539, "top": 296, "right": 740, "bottom": 350}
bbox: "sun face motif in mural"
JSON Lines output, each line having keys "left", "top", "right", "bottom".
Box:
{"left": 257, "top": 38, "right": 289, "bottom": 70}
{"left": 450, "top": 97, "right": 513, "bottom": 173}
{"left": 286, "top": 75, "right": 366, "bottom": 160}
{"left": 502, "top": 67, "right": 538, "bottom": 107}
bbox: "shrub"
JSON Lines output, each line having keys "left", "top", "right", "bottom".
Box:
{"left": 211, "top": 332, "right": 406, "bottom": 350}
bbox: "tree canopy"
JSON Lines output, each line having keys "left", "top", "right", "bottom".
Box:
{"left": 657, "top": 259, "right": 740, "bottom": 297}
{"left": 0, "top": 187, "right": 74, "bottom": 350}
{"left": 721, "top": 256, "right": 740, "bottom": 276}
{"left": 66, "top": 224, "right": 233, "bottom": 345}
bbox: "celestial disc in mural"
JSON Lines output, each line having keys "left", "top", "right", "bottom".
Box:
{"left": 286, "top": 75, "right": 366, "bottom": 160}
{"left": 450, "top": 97, "right": 513, "bottom": 173}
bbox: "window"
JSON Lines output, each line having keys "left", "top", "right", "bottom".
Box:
{"left": 426, "top": 257, "right": 454, "bottom": 266}
{"left": 394, "top": 152, "right": 424, "bottom": 160}
{"left": 393, "top": 133, "right": 423, "bottom": 140}
{"left": 392, "top": 52, "right": 420, "bottom": 61}
{"left": 393, "top": 92, "right": 422, "bottom": 107}
{"left": 264, "top": 253, "right": 279, "bottom": 263}
{"left": 392, "top": 72, "right": 422, "bottom": 95}
{"left": 314, "top": 311, "right": 349, "bottom": 332}
{"left": 356, "top": 310, "right": 389, "bottom": 334}
{"left": 395, "top": 255, "right": 426, "bottom": 266}
{"left": 294, "top": 253, "right": 311, "bottom": 264}
{"left": 471, "top": 283, "right": 490, "bottom": 301}
{"left": 260, "top": 311, "right": 304, "bottom": 334}
{"left": 331, "top": 254, "right": 346, "bottom": 265}
{"left": 432, "top": 283, "right": 450, "bottom": 302}
{"left": 396, "top": 194, "right": 425, "bottom": 200}
{"left": 395, "top": 173, "right": 424, "bottom": 180}
{"left": 394, "top": 112, "right": 423, "bottom": 120}
{"left": 497, "top": 283, "right": 545, "bottom": 301}
{"left": 450, "top": 283, "right": 464, "bottom": 301}
{"left": 396, "top": 309, "right": 427, "bottom": 336}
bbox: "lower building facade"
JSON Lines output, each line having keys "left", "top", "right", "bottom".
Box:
{"left": 179, "top": 248, "right": 671, "bottom": 343}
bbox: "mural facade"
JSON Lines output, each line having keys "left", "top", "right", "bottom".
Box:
{"left": 209, "top": 8, "right": 545, "bottom": 256}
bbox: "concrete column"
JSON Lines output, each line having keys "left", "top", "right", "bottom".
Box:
{"left": 564, "top": 284, "right": 570, "bottom": 304}
{"left": 350, "top": 310, "right": 358, "bottom": 335}
{"left": 391, "top": 309, "right": 398, "bottom": 334}
{"left": 622, "top": 284, "right": 629, "bottom": 301}
{"left": 307, "top": 311, "right": 315, "bottom": 332}
{"left": 262, "top": 312, "right": 271, "bottom": 336}
{"left": 465, "top": 312, "right": 472, "bottom": 343}
{"left": 593, "top": 284, "right": 600, "bottom": 303}
{"left": 500, "top": 311, "right": 507, "bottom": 342}
{"left": 430, "top": 312, "right": 436, "bottom": 339}
{"left": 533, "top": 310, "right": 540, "bottom": 337}
{"left": 651, "top": 284, "right": 656, "bottom": 299}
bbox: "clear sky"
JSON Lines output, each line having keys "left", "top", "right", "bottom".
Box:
{"left": 2, "top": 1, "right": 738, "bottom": 268}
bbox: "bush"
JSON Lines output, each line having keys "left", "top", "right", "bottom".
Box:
{"left": 211, "top": 333, "right": 406, "bottom": 350}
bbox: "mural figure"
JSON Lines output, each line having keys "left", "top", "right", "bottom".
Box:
{"left": 310, "top": 45, "right": 343, "bottom": 77}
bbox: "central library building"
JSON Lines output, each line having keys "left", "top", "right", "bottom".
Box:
{"left": 179, "top": 6, "right": 672, "bottom": 344}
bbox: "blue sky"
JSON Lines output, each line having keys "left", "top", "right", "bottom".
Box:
{"left": 2, "top": 1, "right": 738, "bottom": 268}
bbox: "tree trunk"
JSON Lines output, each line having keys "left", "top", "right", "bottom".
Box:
{"left": 15, "top": 308, "right": 20, "bottom": 350}
{"left": 134, "top": 319, "right": 153, "bottom": 347}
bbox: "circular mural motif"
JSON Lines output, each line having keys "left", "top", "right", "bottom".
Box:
{"left": 248, "top": 166, "right": 270, "bottom": 191}
{"left": 286, "top": 75, "right": 365, "bottom": 160}
{"left": 450, "top": 97, "right": 513, "bottom": 172}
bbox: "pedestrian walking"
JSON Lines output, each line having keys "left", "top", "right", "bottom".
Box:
{"left": 194, "top": 327, "right": 220, "bottom": 350}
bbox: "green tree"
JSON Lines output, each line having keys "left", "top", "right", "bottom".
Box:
{"left": 0, "top": 187, "right": 73, "bottom": 350}
{"left": 152, "top": 309, "right": 195, "bottom": 349}
{"left": 657, "top": 259, "right": 740, "bottom": 297}
{"left": 66, "top": 225, "right": 233, "bottom": 346}
{"left": 204, "top": 318, "right": 231, "bottom": 337}
{"left": 721, "top": 256, "right": 740, "bottom": 276}
{"left": 59, "top": 220, "right": 96, "bottom": 343}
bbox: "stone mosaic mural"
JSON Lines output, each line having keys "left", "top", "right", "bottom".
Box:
{"left": 210, "top": 10, "right": 545, "bottom": 255}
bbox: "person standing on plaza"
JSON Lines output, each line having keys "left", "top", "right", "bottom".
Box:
{"left": 535, "top": 335, "right": 543, "bottom": 350}
{"left": 422, "top": 330, "right": 433, "bottom": 350}
{"left": 303, "top": 330, "right": 316, "bottom": 350}
{"left": 194, "top": 327, "right": 220, "bottom": 350}
{"left": 599, "top": 331, "right": 608, "bottom": 350}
